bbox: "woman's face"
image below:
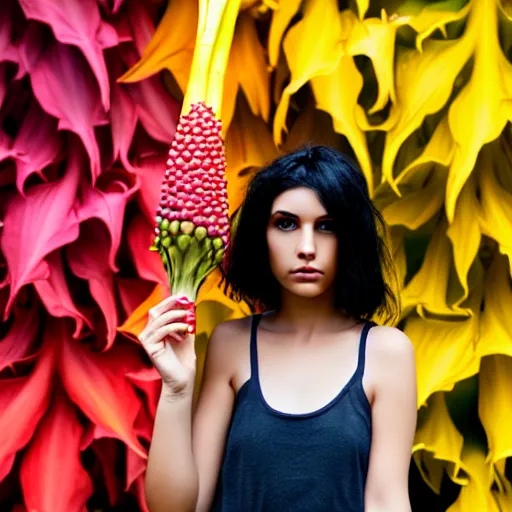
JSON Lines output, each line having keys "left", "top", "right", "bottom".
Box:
{"left": 266, "top": 187, "right": 338, "bottom": 300}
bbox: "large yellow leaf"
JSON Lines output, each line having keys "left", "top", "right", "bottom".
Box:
{"left": 404, "top": 313, "right": 480, "bottom": 408}
{"left": 273, "top": 0, "right": 347, "bottom": 145}
{"left": 381, "top": 36, "right": 472, "bottom": 193}
{"left": 445, "top": 0, "right": 512, "bottom": 221}
{"left": 478, "top": 355, "right": 512, "bottom": 480}
{"left": 478, "top": 145, "right": 512, "bottom": 274}
{"left": 412, "top": 392, "right": 466, "bottom": 493}
{"left": 267, "top": 0, "right": 302, "bottom": 68}
{"left": 119, "top": 0, "right": 197, "bottom": 91}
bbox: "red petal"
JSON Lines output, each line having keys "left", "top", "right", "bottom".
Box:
{"left": 11, "top": 99, "right": 62, "bottom": 195}
{"left": 117, "top": 277, "right": 155, "bottom": 319}
{"left": 28, "top": 40, "right": 107, "bottom": 181}
{"left": 66, "top": 223, "right": 117, "bottom": 349}
{"left": 126, "top": 214, "right": 167, "bottom": 285}
{"left": 133, "top": 151, "right": 167, "bottom": 222}
{"left": 33, "top": 251, "right": 91, "bottom": 338}
{"left": 18, "top": 0, "right": 117, "bottom": 111}
{"left": 0, "top": 322, "right": 56, "bottom": 481}
{"left": 59, "top": 334, "right": 147, "bottom": 459}
{"left": 77, "top": 173, "right": 137, "bottom": 272}
{"left": 0, "top": 300, "right": 40, "bottom": 373}
{"left": 20, "top": 386, "right": 93, "bottom": 512}
{"left": 0, "top": 145, "right": 81, "bottom": 318}
{"left": 126, "top": 448, "right": 147, "bottom": 493}
{"left": 129, "top": 474, "right": 150, "bottom": 512}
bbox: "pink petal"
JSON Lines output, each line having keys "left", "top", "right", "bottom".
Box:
{"left": 0, "top": 321, "right": 56, "bottom": 481}
{"left": 132, "top": 151, "right": 167, "bottom": 221}
{"left": 20, "top": 386, "right": 93, "bottom": 512}
{"left": 66, "top": 222, "right": 118, "bottom": 349}
{"left": 125, "top": 0, "right": 156, "bottom": 55}
{"left": 126, "top": 448, "right": 147, "bottom": 492}
{"left": 28, "top": 39, "right": 107, "bottom": 181}
{"left": 121, "top": 46, "right": 179, "bottom": 144}
{"left": 126, "top": 366, "right": 161, "bottom": 420}
{"left": 108, "top": 55, "right": 137, "bottom": 171}
{"left": 0, "top": 144, "right": 81, "bottom": 319}
{"left": 76, "top": 171, "right": 137, "bottom": 271}
{"left": 97, "top": 0, "right": 126, "bottom": 16}
{"left": 0, "top": 0, "right": 20, "bottom": 66}
{"left": 58, "top": 334, "right": 147, "bottom": 459}
{"left": 11, "top": 99, "right": 63, "bottom": 195}
{"left": 33, "top": 250, "right": 91, "bottom": 338}
{"left": 126, "top": 214, "right": 167, "bottom": 285}
{"left": 0, "top": 299, "right": 40, "bottom": 373}
{"left": 18, "top": 0, "right": 118, "bottom": 110}
{"left": 129, "top": 474, "right": 150, "bottom": 512}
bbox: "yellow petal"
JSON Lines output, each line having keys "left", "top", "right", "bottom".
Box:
{"left": 401, "top": 221, "right": 457, "bottom": 317}
{"left": 347, "top": 14, "right": 404, "bottom": 113}
{"left": 412, "top": 392, "right": 465, "bottom": 493}
{"left": 273, "top": 0, "right": 348, "bottom": 145}
{"left": 447, "top": 443, "right": 500, "bottom": 512}
{"left": 267, "top": 0, "right": 302, "bottom": 68}
{"left": 446, "top": 0, "right": 512, "bottom": 221}
{"left": 478, "top": 253, "right": 512, "bottom": 358}
{"left": 381, "top": 36, "right": 472, "bottom": 193}
{"left": 310, "top": 54, "right": 374, "bottom": 193}
{"left": 404, "top": 314, "right": 480, "bottom": 408}
{"left": 446, "top": 170, "right": 480, "bottom": 307}
{"left": 230, "top": 12, "right": 271, "bottom": 121}
{"left": 119, "top": 0, "right": 197, "bottom": 91}
{"left": 401, "top": 0, "right": 471, "bottom": 51}
{"left": 381, "top": 166, "right": 445, "bottom": 230}
{"left": 478, "top": 355, "right": 512, "bottom": 475}
{"left": 355, "top": 0, "right": 369, "bottom": 19}
{"left": 394, "top": 116, "right": 454, "bottom": 186}
{"left": 478, "top": 145, "right": 512, "bottom": 274}
{"left": 225, "top": 97, "right": 280, "bottom": 214}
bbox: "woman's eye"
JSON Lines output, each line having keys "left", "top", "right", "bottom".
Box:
{"left": 317, "top": 220, "right": 335, "bottom": 233}
{"left": 275, "top": 218, "right": 296, "bottom": 231}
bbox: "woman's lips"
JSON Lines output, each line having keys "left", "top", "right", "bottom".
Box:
{"left": 290, "top": 271, "right": 323, "bottom": 281}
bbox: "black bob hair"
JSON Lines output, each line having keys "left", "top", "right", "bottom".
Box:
{"left": 222, "top": 145, "right": 400, "bottom": 324}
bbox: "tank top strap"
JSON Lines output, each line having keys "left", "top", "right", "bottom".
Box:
{"left": 250, "top": 313, "right": 263, "bottom": 381}
{"left": 355, "top": 320, "right": 376, "bottom": 378}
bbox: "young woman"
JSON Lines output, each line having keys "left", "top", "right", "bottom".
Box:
{"left": 139, "top": 145, "right": 417, "bottom": 512}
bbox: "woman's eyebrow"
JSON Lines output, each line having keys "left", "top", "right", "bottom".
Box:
{"left": 270, "top": 210, "right": 332, "bottom": 219}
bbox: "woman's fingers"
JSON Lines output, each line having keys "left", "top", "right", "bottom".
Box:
{"left": 146, "top": 308, "right": 188, "bottom": 332}
{"left": 141, "top": 322, "right": 190, "bottom": 350}
{"left": 147, "top": 295, "right": 180, "bottom": 320}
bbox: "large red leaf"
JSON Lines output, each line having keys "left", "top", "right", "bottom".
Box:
{"left": 28, "top": 39, "right": 108, "bottom": 182}
{"left": 0, "top": 144, "right": 81, "bottom": 318}
{"left": 59, "top": 334, "right": 147, "bottom": 459}
{"left": 0, "top": 320, "right": 56, "bottom": 481}
{"left": 19, "top": 385, "right": 93, "bottom": 512}
{"left": 18, "top": 0, "right": 118, "bottom": 111}
{"left": 33, "top": 250, "right": 91, "bottom": 339}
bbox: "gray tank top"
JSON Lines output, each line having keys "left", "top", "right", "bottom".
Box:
{"left": 212, "top": 314, "right": 374, "bottom": 511}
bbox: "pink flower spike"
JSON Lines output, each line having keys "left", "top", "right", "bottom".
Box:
{"left": 28, "top": 40, "right": 107, "bottom": 182}
{"left": 0, "top": 144, "right": 81, "bottom": 319}
{"left": 18, "top": 0, "right": 118, "bottom": 111}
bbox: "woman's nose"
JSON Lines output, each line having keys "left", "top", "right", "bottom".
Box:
{"left": 297, "top": 227, "right": 316, "bottom": 260}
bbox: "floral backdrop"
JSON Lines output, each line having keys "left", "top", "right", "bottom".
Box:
{"left": 0, "top": 0, "right": 511, "bottom": 510}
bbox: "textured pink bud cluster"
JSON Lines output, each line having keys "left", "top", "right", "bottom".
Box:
{"left": 154, "top": 101, "right": 230, "bottom": 247}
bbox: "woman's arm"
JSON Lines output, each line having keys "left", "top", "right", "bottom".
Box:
{"left": 364, "top": 326, "right": 418, "bottom": 512}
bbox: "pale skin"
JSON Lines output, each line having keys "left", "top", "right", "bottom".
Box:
{"left": 140, "top": 186, "right": 418, "bottom": 512}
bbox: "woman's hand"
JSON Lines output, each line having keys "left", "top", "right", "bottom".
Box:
{"left": 138, "top": 295, "right": 197, "bottom": 398}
